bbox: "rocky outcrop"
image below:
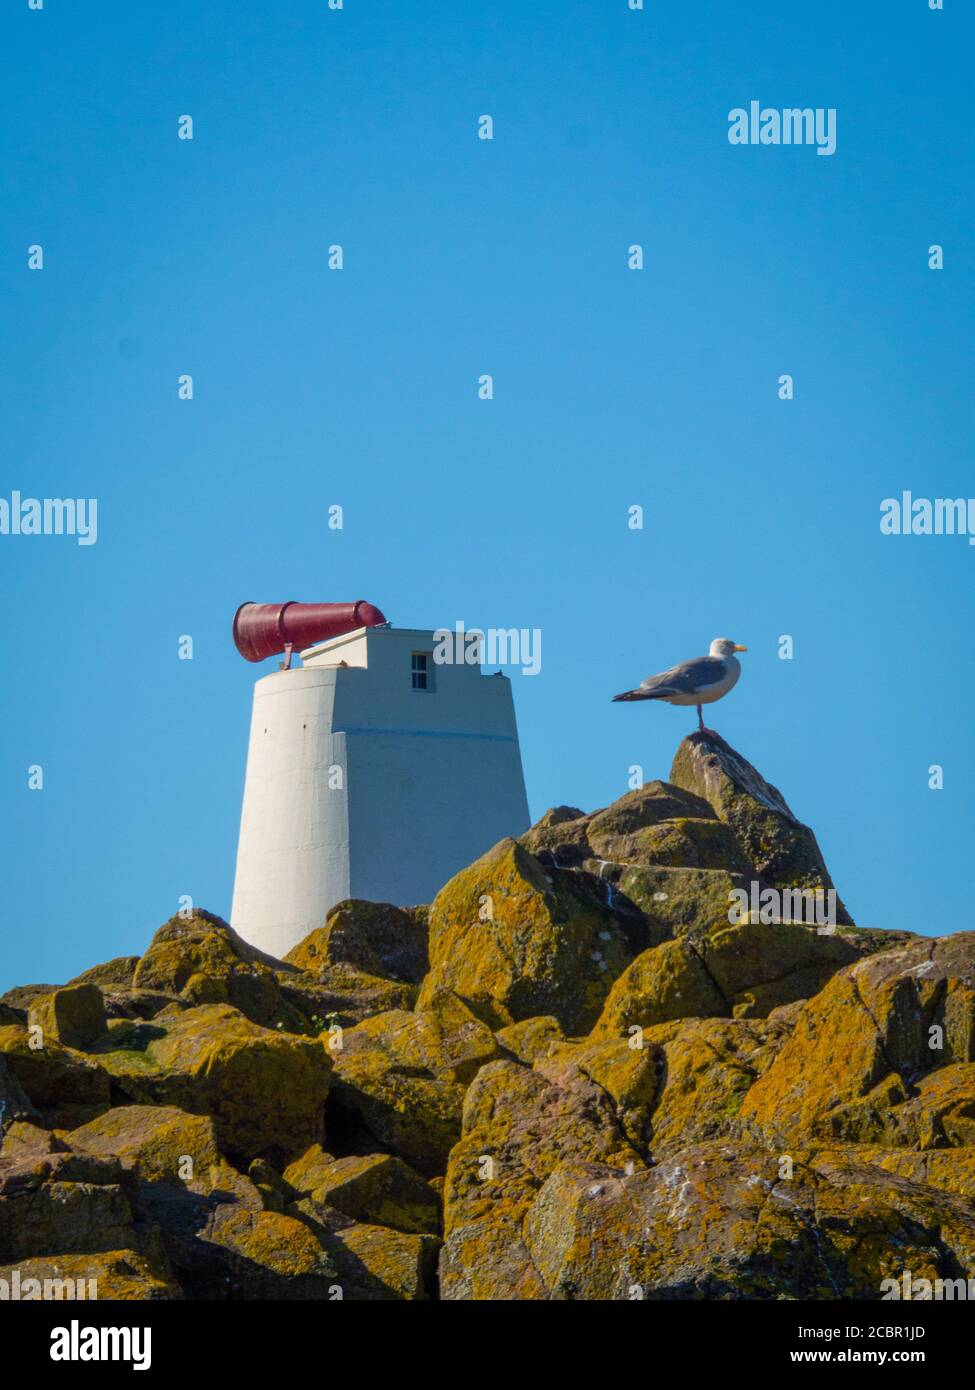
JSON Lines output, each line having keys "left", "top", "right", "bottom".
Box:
{"left": 521, "top": 1143, "right": 975, "bottom": 1299}
{"left": 279, "top": 965, "right": 416, "bottom": 1030}
{"left": 741, "top": 933, "right": 975, "bottom": 1147}
{"left": 328, "top": 992, "right": 501, "bottom": 1176}
{"left": 0, "top": 1023, "right": 110, "bottom": 1129}
{"left": 418, "top": 839, "right": 634, "bottom": 1033}
{"left": 439, "top": 1056, "right": 643, "bottom": 1299}
{"left": 28, "top": 984, "right": 107, "bottom": 1051}
{"left": 0, "top": 1122, "right": 181, "bottom": 1297}
{"left": 285, "top": 900, "right": 429, "bottom": 985}
{"left": 92, "top": 1005, "right": 332, "bottom": 1166}
{"left": 1, "top": 733, "right": 970, "bottom": 1300}
{"left": 284, "top": 1148, "right": 440, "bottom": 1235}
{"left": 670, "top": 732, "right": 853, "bottom": 923}
{"left": 590, "top": 920, "right": 865, "bottom": 1035}
{"left": 69, "top": 956, "right": 140, "bottom": 989}
{"left": 133, "top": 911, "right": 308, "bottom": 1032}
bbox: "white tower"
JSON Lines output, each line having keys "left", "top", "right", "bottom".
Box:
{"left": 230, "top": 621, "right": 530, "bottom": 960}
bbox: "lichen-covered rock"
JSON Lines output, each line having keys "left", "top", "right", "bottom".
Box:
{"left": 6, "top": 731, "right": 970, "bottom": 1302}
{"left": 587, "top": 780, "right": 718, "bottom": 842}
{"left": 66, "top": 1105, "right": 224, "bottom": 1190}
{"left": 28, "top": 984, "right": 107, "bottom": 1050}
{"left": 595, "top": 816, "right": 752, "bottom": 876}
{"left": 328, "top": 993, "right": 500, "bottom": 1176}
{"left": 805, "top": 1147, "right": 975, "bottom": 1277}
{"left": 518, "top": 764, "right": 860, "bottom": 960}
{"left": 0, "top": 1023, "right": 110, "bottom": 1128}
{"left": 0, "top": 1248, "right": 181, "bottom": 1299}
{"left": 495, "top": 1016, "right": 565, "bottom": 1065}
{"left": 606, "top": 865, "right": 753, "bottom": 938}
{"left": 670, "top": 732, "right": 852, "bottom": 923}
{"left": 418, "top": 838, "right": 632, "bottom": 1032}
{"left": 69, "top": 956, "right": 140, "bottom": 988}
{"left": 133, "top": 911, "right": 306, "bottom": 1031}
{"left": 358, "top": 992, "right": 499, "bottom": 1084}
{"left": 285, "top": 900, "right": 429, "bottom": 985}
{"left": 0, "top": 984, "right": 62, "bottom": 1011}
{"left": 519, "top": 805, "right": 591, "bottom": 866}
{"left": 135, "top": 911, "right": 291, "bottom": 990}
{"left": 695, "top": 920, "right": 860, "bottom": 1017}
{"left": 193, "top": 1203, "right": 340, "bottom": 1299}
{"left": 741, "top": 933, "right": 975, "bottom": 1146}
{"left": 539, "top": 1036, "right": 659, "bottom": 1149}
{"left": 639, "top": 1016, "right": 792, "bottom": 1156}
{"left": 176, "top": 965, "right": 307, "bottom": 1032}
{"left": 100, "top": 988, "right": 187, "bottom": 1022}
{"left": 906, "top": 1064, "right": 975, "bottom": 1148}
{"left": 815, "top": 1063, "right": 975, "bottom": 1150}
{"left": 0, "top": 1145, "right": 139, "bottom": 1262}
{"left": 288, "top": 1197, "right": 439, "bottom": 1299}
{"left": 92, "top": 1004, "right": 332, "bottom": 1165}
{"left": 0, "top": 1052, "right": 38, "bottom": 1127}
{"left": 521, "top": 1142, "right": 975, "bottom": 1299}
{"left": 522, "top": 784, "right": 755, "bottom": 918}
{"left": 439, "top": 1057, "right": 642, "bottom": 1300}
{"left": 280, "top": 964, "right": 416, "bottom": 1031}
{"left": 521, "top": 782, "right": 721, "bottom": 866}
{"left": 591, "top": 938, "right": 726, "bottom": 1036}
{"left": 284, "top": 1149, "right": 439, "bottom": 1235}
{"left": 0, "top": 1142, "right": 128, "bottom": 1199}
{"left": 0, "top": 1120, "right": 57, "bottom": 1162}
{"left": 591, "top": 921, "right": 867, "bottom": 1038}
{"left": 282, "top": 1143, "right": 337, "bottom": 1193}
{"left": 328, "top": 1220, "right": 438, "bottom": 1299}
{"left": 808, "top": 1144, "right": 975, "bottom": 1201}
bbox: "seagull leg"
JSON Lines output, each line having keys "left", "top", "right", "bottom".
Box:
{"left": 696, "top": 705, "right": 718, "bottom": 739}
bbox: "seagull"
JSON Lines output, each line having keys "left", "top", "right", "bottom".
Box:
{"left": 612, "top": 637, "right": 748, "bottom": 736}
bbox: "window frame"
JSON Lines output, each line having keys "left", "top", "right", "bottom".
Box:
{"left": 411, "top": 650, "right": 434, "bottom": 692}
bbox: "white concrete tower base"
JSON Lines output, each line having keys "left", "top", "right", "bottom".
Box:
{"left": 230, "top": 626, "right": 530, "bottom": 960}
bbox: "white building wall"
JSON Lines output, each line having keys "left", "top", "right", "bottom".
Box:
{"left": 231, "top": 627, "right": 530, "bottom": 959}
{"left": 230, "top": 668, "right": 351, "bottom": 961}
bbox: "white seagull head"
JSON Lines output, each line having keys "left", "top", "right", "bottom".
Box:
{"left": 710, "top": 637, "right": 748, "bottom": 658}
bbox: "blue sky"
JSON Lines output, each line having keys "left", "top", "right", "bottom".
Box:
{"left": 2, "top": 0, "right": 972, "bottom": 990}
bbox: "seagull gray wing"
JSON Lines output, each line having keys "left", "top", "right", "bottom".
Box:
{"left": 637, "top": 655, "right": 727, "bottom": 697}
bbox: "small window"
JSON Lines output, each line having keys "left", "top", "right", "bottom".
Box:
{"left": 411, "top": 651, "right": 432, "bottom": 691}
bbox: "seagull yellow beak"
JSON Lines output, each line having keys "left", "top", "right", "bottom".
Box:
{"left": 733, "top": 644, "right": 748, "bottom": 652}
